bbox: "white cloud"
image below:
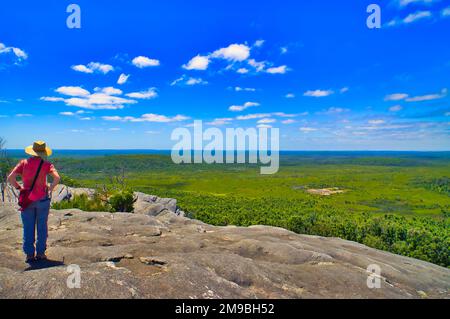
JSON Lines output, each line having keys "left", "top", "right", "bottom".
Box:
{"left": 206, "top": 118, "right": 234, "bottom": 126}
{"left": 304, "top": 89, "right": 334, "bottom": 97}
{"left": 65, "top": 94, "right": 135, "bottom": 110}
{"left": 386, "top": 8, "right": 434, "bottom": 27}
{"left": 266, "top": 65, "right": 288, "bottom": 74}
{"left": 171, "top": 76, "right": 184, "bottom": 86}
{"left": 171, "top": 75, "right": 208, "bottom": 86}
{"left": 11, "top": 47, "right": 28, "bottom": 59}
{"left": 59, "top": 111, "right": 91, "bottom": 119}
{"left": 386, "top": 20, "right": 399, "bottom": 27}
{"left": 237, "top": 68, "right": 249, "bottom": 74}
{"left": 368, "top": 119, "right": 386, "bottom": 125}
{"left": 125, "top": 88, "right": 158, "bottom": 99}
{"left": 95, "top": 87, "right": 123, "bottom": 95}
{"left": 299, "top": 127, "right": 317, "bottom": 133}
{"left": 186, "top": 78, "right": 207, "bottom": 86}
{"left": 60, "top": 112, "right": 76, "bottom": 116}
{"left": 71, "top": 65, "right": 93, "bottom": 74}
{"left": 248, "top": 59, "right": 267, "bottom": 72}
{"left": 405, "top": 88, "right": 447, "bottom": 102}
{"left": 183, "top": 55, "right": 210, "bottom": 71}
{"left": 102, "top": 113, "right": 190, "bottom": 123}
{"left": 229, "top": 101, "right": 260, "bottom": 112}
{"left": 41, "top": 97, "right": 65, "bottom": 102}
{"left": 42, "top": 86, "right": 138, "bottom": 110}
{"left": 117, "top": 73, "right": 130, "bottom": 85}
{"left": 101, "top": 116, "right": 123, "bottom": 121}
{"left": 319, "top": 107, "right": 350, "bottom": 115}
{"left": 280, "top": 47, "right": 288, "bottom": 54}
{"left": 442, "top": 6, "right": 450, "bottom": 16}
{"left": 273, "top": 112, "right": 300, "bottom": 118}
{"left": 0, "top": 42, "right": 28, "bottom": 62}
{"left": 257, "top": 118, "right": 276, "bottom": 124}
{"left": 340, "top": 87, "right": 349, "bottom": 93}
{"left": 71, "top": 62, "right": 114, "bottom": 74}
{"left": 282, "top": 119, "right": 297, "bottom": 124}
{"left": 396, "top": 0, "right": 439, "bottom": 8}
{"left": 254, "top": 40, "right": 265, "bottom": 47}
{"left": 90, "top": 62, "right": 113, "bottom": 73}
{"left": 285, "top": 93, "right": 295, "bottom": 98}
{"left": 132, "top": 56, "right": 160, "bottom": 68}
{"left": 385, "top": 93, "right": 409, "bottom": 101}
{"left": 235, "top": 112, "right": 300, "bottom": 120}
{"left": 184, "top": 44, "right": 252, "bottom": 71}
{"left": 182, "top": 42, "right": 290, "bottom": 76}
{"left": 389, "top": 105, "right": 403, "bottom": 112}
{"left": 212, "top": 44, "right": 251, "bottom": 62}
{"left": 385, "top": 89, "right": 447, "bottom": 102}
{"left": 403, "top": 10, "right": 432, "bottom": 23}
{"left": 56, "top": 86, "right": 90, "bottom": 97}
{"left": 236, "top": 113, "right": 272, "bottom": 120}
{"left": 16, "top": 114, "right": 32, "bottom": 117}
{"left": 235, "top": 87, "right": 256, "bottom": 92}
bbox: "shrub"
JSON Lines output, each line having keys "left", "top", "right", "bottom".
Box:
{"left": 52, "top": 194, "right": 111, "bottom": 212}
{"left": 109, "top": 189, "right": 136, "bottom": 213}
{"left": 52, "top": 188, "right": 136, "bottom": 213}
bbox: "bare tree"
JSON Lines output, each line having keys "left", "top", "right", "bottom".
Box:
{"left": 0, "top": 138, "right": 14, "bottom": 202}
{"left": 0, "top": 137, "right": 8, "bottom": 202}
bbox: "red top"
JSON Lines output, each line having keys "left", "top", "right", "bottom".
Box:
{"left": 11, "top": 157, "right": 57, "bottom": 201}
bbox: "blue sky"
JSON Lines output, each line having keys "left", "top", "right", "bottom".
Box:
{"left": 0, "top": 0, "right": 449, "bottom": 150}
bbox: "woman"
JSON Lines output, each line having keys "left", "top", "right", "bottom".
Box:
{"left": 7, "top": 141, "right": 60, "bottom": 263}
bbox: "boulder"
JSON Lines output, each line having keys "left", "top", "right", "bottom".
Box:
{"left": 133, "top": 192, "right": 178, "bottom": 216}
{"left": 51, "top": 184, "right": 95, "bottom": 204}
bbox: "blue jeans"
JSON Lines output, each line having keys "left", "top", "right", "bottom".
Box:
{"left": 20, "top": 197, "right": 51, "bottom": 257}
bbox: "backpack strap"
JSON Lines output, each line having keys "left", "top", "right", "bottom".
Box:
{"left": 29, "top": 159, "right": 44, "bottom": 192}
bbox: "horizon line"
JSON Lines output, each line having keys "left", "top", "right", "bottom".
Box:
{"left": 5, "top": 149, "right": 450, "bottom": 153}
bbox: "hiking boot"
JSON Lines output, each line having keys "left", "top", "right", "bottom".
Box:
{"left": 35, "top": 254, "right": 48, "bottom": 261}
{"left": 25, "top": 255, "right": 35, "bottom": 263}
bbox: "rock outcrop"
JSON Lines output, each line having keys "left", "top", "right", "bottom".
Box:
{"left": 0, "top": 187, "right": 449, "bottom": 299}
{"left": 51, "top": 184, "right": 96, "bottom": 204}
{"left": 133, "top": 192, "right": 184, "bottom": 217}
{"left": 50, "top": 185, "right": 186, "bottom": 217}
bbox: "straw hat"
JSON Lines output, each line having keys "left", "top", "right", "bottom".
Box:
{"left": 25, "top": 141, "right": 53, "bottom": 157}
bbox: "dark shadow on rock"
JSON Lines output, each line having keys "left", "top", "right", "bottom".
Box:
{"left": 24, "top": 259, "right": 65, "bottom": 272}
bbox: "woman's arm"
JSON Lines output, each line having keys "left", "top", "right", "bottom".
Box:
{"left": 48, "top": 169, "right": 61, "bottom": 193}
{"left": 7, "top": 171, "right": 22, "bottom": 190}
